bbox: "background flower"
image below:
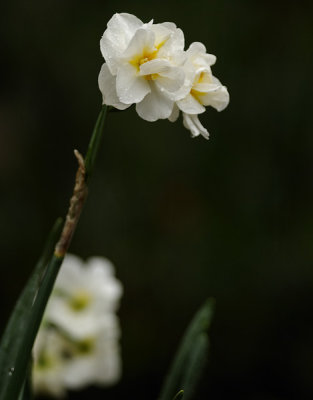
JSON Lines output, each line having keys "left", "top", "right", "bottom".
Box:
{"left": 32, "top": 254, "right": 123, "bottom": 397}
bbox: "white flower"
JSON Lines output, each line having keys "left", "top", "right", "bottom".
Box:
{"left": 98, "top": 13, "right": 229, "bottom": 139}
{"left": 32, "top": 254, "right": 123, "bottom": 397}
{"left": 99, "top": 13, "right": 186, "bottom": 121}
{"left": 171, "top": 42, "right": 230, "bottom": 139}
{"left": 62, "top": 334, "right": 121, "bottom": 389}
{"left": 45, "top": 254, "right": 122, "bottom": 340}
{"left": 32, "top": 328, "right": 67, "bottom": 398}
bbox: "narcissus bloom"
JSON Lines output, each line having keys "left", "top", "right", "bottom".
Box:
{"left": 99, "top": 13, "right": 186, "bottom": 121}
{"left": 171, "top": 42, "right": 229, "bottom": 139}
{"left": 32, "top": 254, "right": 123, "bottom": 397}
{"left": 45, "top": 254, "right": 122, "bottom": 340}
{"left": 99, "top": 13, "right": 229, "bottom": 139}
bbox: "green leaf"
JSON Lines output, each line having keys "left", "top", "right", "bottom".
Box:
{"left": 17, "top": 363, "right": 33, "bottom": 400}
{"left": 181, "top": 333, "right": 209, "bottom": 400}
{"left": 172, "top": 390, "right": 184, "bottom": 400}
{"left": 85, "top": 104, "right": 108, "bottom": 182}
{"left": 0, "top": 218, "right": 63, "bottom": 400}
{"left": 158, "top": 299, "right": 215, "bottom": 400}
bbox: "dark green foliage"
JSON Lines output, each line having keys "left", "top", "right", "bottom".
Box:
{"left": 159, "top": 299, "right": 214, "bottom": 400}
{"left": 0, "top": 219, "right": 63, "bottom": 400}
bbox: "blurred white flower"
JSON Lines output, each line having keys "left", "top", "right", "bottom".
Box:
{"left": 98, "top": 13, "right": 229, "bottom": 139}
{"left": 32, "top": 254, "right": 123, "bottom": 397}
{"left": 99, "top": 13, "right": 186, "bottom": 121}
{"left": 62, "top": 334, "right": 121, "bottom": 390}
{"left": 45, "top": 254, "right": 122, "bottom": 340}
{"left": 33, "top": 328, "right": 67, "bottom": 398}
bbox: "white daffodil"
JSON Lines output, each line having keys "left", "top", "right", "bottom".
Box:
{"left": 99, "top": 13, "right": 186, "bottom": 121}
{"left": 32, "top": 328, "right": 67, "bottom": 398}
{"left": 33, "top": 254, "right": 123, "bottom": 397}
{"left": 45, "top": 254, "right": 123, "bottom": 340}
{"left": 62, "top": 333, "right": 121, "bottom": 389}
{"left": 171, "top": 42, "right": 229, "bottom": 139}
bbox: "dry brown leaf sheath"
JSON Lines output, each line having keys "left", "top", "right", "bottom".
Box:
{"left": 54, "top": 150, "right": 88, "bottom": 258}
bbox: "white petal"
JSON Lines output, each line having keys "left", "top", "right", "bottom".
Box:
{"left": 105, "top": 13, "right": 143, "bottom": 47}
{"left": 64, "top": 357, "right": 96, "bottom": 389}
{"left": 202, "top": 53, "right": 217, "bottom": 66}
{"left": 183, "top": 113, "right": 209, "bottom": 139}
{"left": 187, "top": 42, "right": 207, "bottom": 55}
{"left": 157, "top": 21, "right": 177, "bottom": 31}
{"left": 186, "top": 42, "right": 216, "bottom": 67}
{"left": 100, "top": 13, "right": 143, "bottom": 74}
{"left": 177, "top": 93, "right": 205, "bottom": 114}
{"left": 122, "top": 28, "right": 155, "bottom": 60}
{"left": 200, "top": 85, "right": 230, "bottom": 111}
{"left": 45, "top": 298, "right": 100, "bottom": 339}
{"left": 136, "top": 82, "right": 174, "bottom": 121}
{"left": 139, "top": 59, "right": 170, "bottom": 75}
{"left": 150, "top": 23, "right": 172, "bottom": 47}
{"left": 156, "top": 66, "right": 185, "bottom": 94}
{"left": 54, "top": 254, "right": 84, "bottom": 293}
{"left": 159, "top": 27, "right": 185, "bottom": 56}
{"left": 116, "top": 64, "right": 150, "bottom": 104}
{"left": 168, "top": 103, "right": 180, "bottom": 122}
{"left": 98, "top": 63, "right": 130, "bottom": 110}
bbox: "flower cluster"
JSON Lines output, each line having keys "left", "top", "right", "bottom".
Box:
{"left": 98, "top": 13, "right": 229, "bottom": 139}
{"left": 32, "top": 254, "right": 123, "bottom": 397}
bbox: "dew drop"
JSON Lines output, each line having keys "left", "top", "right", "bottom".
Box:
{"left": 8, "top": 367, "right": 14, "bottom": 376}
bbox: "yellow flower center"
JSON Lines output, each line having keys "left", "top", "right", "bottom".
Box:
{"left": 76, "top": 338, "right": 95, "bottom": 354}
{"left": 69, "top": 290, "right": 91, "bottom": 311}
{"left": 190, "top": 72, "right": 212, "bottom": 104}
{"left": 129, "top": 39, "right": 167, "bottom": 80}
{"left": 36, "top": 352, "right": 55, "bottom": 370}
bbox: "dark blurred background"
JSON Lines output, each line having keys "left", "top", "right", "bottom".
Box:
{"left": 1, "top": 0, "right": 313, "bottom": 399}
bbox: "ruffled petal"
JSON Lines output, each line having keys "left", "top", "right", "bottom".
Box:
{"left": 156, "top": 65, "right": 185, "bottom": 94}
{"left": 139, "top": 59, "right": 170, "bottom": 75}
{"left": 122, "top": 28, "right": 155, "bottom": 60}
{"left": 177, "top": 93, "right": 205, "bottom": 114}
{"left": 116, "top": 64, "right": 150, "bottom": 104}
{"left": 136, "top": 82, "right": 174, "bottom": 121}
{"left": 186, "top": 42, "right": 216, "bottom": 67}
{"left": 187, "top": 41, "right": 207, "bottom": 55}
{"left": 139, "top": 61, "right": 185, "bottom": 95}
{"left": 183, "top": 113, "right": 209, "bottom": 139}
{"left": 200, "top": 85, "right": 230, "bottom": 111}
{"left": 100, "top": 13, "right": 143, "bottom": 74}
{"left": 150, "top": 23, "right": 173, "bottom": 47}
{"left": 98, "top": 63, "right": 131, "bottom": 110}
{"left": 168, "top": 103, "right": 180, "bottom": 122}
{"left": 159, "top": 27, "right": 185, "bottom": 57}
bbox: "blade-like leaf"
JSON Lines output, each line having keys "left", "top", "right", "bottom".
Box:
{"left": 85, "top": 105, "right": 107, "bottom": 182}
{"left": 172, "top": 390, "right": 184, "bottom": 400}
{"left": 17, "top": 363, "right": 33, "bottom": 400}
{"left": 180, "top": 333, "right": 209, "bottom": 400}
{"left": 0, "top": 218, "right": 63, "bottom": 400}
{"left": 159, "top": 299, "right": 215, "bottom": 400}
